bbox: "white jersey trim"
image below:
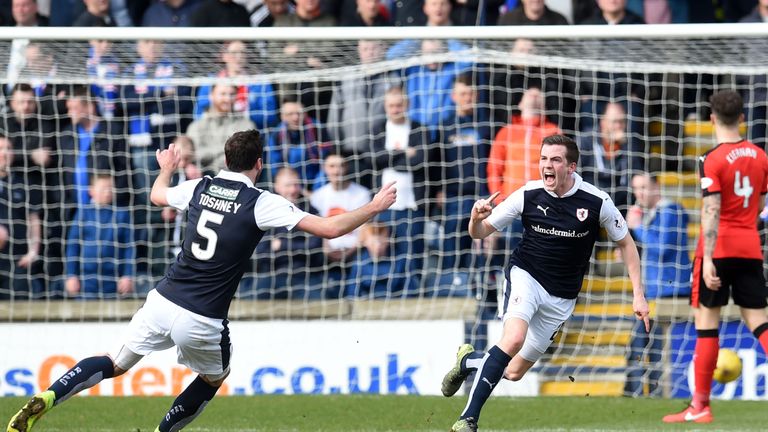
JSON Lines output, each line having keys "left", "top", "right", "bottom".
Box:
{"left": 166, "top": 178, "right": 204, "bottom": 211}
{"left": 254, "top": 191, "right": 308, "bottom": 231}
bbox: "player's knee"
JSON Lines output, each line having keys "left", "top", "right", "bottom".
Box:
{"left": 498, "top": 334, "right": 525, "bottom": 355}
{"left": 504, "top": 369, "right": 525, "bottom": 382}
{"left": 201, "top": 369, "right": 230, "bottom": 387}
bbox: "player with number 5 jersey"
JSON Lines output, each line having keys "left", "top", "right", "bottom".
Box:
{"left": 664, "top": 90, "right": 768, "bottom": 424}
{"left": 6, "top": 130, "right": 397, "bottom": 432}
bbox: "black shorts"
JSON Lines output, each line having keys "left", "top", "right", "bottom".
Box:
{"left": 691, "top": 257, "right": 768, "bottom": 309}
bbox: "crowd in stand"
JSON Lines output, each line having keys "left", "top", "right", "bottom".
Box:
{"left": 0, "top": 0, "right": 765, "bottom": 301}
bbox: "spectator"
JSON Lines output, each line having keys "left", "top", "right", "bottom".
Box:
{"left": 265, "top": 95, "right": 330, "bottom": 190}
{"left": 189, "top": 0, "right": 250, "bottom": 26}
{"left": 248, "top": 0, "right": 294, "bottom": 27}
{"left": 56, "top": 86, "right": 130, "bottom": 212}
{"left": 0, "top": 135, "right": 43, "bottom": 299}
{"left": 387, "top": 0, "right": 468, "bottom": 59}
{"left": 86, "top": 38, "right": 120, "bottom": 119}
{"left": 272, "top": 0, "right": 336, "bottom": 26}
{"left": 3, "top": 0, "right": 48, "bottom": 103}
{"left": 578, "top": 102, "right": 642, "bottom": 213}
{"left": 370, "top": 86, "right": 433, "bottom": 280}
{"left": 498, "top": 0, "right": 569, "bottom": 25}
{"left": 249, "top": 167, "right": 324, "bottom": 299}
{"left": 310, "top": 151, "right": 371, "bottom": 298}
{"left": 327, "top": 39, "right": 389, "bottom": 164}
{"left": 141, "top": 0, "right": 201, "bottom": 26}
{"left": 581, "top": 0, "right": 645, "bottom": 24}
{"left": 64, "top": 173, "right": 135, "bottom": 299}
{"left": 73, "top": 0, "right": 121, "bottom": 26}
{"left": 739, "top": 0, "right": 768, "bottom": 21}
{"left": 625, "top": 0, "right": 689, "bottom": 23}
{"left": 431, "top": 74, "right": 491, "bottom": 292}
{"left": 339, "top": 0, "right": 391, "bottom": 25}
{"left": 194, "top": 40, "right": 278, "bottom": 130}
{"left": 186, "top": 83, "right": 256, "bottom": 174}
{"left": 1, "top": 84, "right": 62, "bottom": 290}
{"left": 122, "top": 39, "right": 193, "bottom": 202}
{"left": 398, "top": 39, "right": 473, "bottom": 129}
{"left": 16, "top": 42, "right": 67, "bottom": 117}
{"left": 489, "top": 38, "right": 577, "bottom": 132}
{"left": 452, "top": 0, "right": 505, "bottom": 25}
{"left": 345, "top": 221, "right": 418, "bottom": 297}
{"left": 2, "top": 83, "right": 54, "bottom": 182}
{"left": 623, "top": 172, "right": 691, "bottom": 397}
{"left": 12, "top": 0, "right": 48, "bottom": 26}
{"left": 488, "top": 87, "right": 561, "bottom": 203}
{"left": 272, "top": 0, "right": 338, "bottom": 122}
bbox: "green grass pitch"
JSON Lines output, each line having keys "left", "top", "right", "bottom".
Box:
{"left": 1, "top": 395, "right": 766, "bottom": 431}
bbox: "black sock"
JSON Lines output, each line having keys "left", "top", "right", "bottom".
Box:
{"left": 460, "top": 346, "right": 511, "bottom": 422}
{"left": 158, "top": 376, "right": 219, "bottom": 432}
{"left": 47, "top": 356, "right": 114, "bottom": 405}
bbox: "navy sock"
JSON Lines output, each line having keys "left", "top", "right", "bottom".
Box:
{"left": 158, "top": 376, "right": 219, "bottom": 432}
{"left": 47, "top": 356, "right": 114, "bottom": 404}
{"left": 460, "top": 346, "right": 511, "bottom": 422}
{"left": 461, "top": 351, "right": 485, "bottom": 373}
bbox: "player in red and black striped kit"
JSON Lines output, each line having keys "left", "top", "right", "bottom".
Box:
{"left": 664, "top": 90, "right": 768, "bottom": 423}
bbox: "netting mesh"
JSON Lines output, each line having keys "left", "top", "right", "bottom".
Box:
{"left": 1, "top": 28, "right": 767, "bottom": 397}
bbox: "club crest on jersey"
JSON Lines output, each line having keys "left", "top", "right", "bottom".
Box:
{"left": 576, "top": 208, "right": 588, "bottom": 221}
{"left": 206, "top": 185, "right": 240, "bottom": 201}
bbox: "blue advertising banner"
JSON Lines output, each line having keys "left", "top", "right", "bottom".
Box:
{"left": 669, "top": 320, "right": 767, "bottom": 399}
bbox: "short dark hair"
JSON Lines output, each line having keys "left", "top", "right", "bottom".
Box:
{"left": 67, "top": 85, "right": 94, "bottom": 102}
{"left": 11, "top": 83, "right": 34, "bottom": 96}
{"left": 710, "top": 90, "right": 743, "bottom": 127}
{"left": 454, "top": 73, "right": 474, "bottom": 88}
{"left": 541, "top": 134, "right": 579, "bottom": 165}
{"left": 224, "top": 129, "right": 262, "bottom": 172}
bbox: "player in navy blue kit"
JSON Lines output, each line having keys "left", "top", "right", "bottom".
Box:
{"left": 442, "top": 135, "right": 650, "bottom": 432}
{"left": 7, "top": 129, "right": 396, "bottom": 432}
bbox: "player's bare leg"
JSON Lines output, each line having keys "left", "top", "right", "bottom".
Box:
{"left": 663, "top": 306, "right": 720, "bottom": 423}
{"left": 503, "top": 355, "right": 536, "bottom": 381}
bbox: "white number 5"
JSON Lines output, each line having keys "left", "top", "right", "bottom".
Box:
{"left": 191, "top": 209, "right": 224, "bottom": 260}
{"left": 734, "top": 171, "right": 753, "bottom": 209}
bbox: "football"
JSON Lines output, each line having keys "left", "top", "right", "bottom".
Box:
{"left": 713, "top": 348, "right": 742, "bottom": 384}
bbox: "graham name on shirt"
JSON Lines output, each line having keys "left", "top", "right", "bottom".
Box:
{"left": 199, "top": 193, "right": 242, "bottom": 213}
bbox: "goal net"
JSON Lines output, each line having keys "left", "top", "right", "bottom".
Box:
{"left": 0, "top": 25, "right": 767, "bottom": 399}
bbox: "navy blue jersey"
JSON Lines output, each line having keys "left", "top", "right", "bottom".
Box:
{"left": 156, "top": 171, "right": 307, "bottom": 319}
{"left": 488, "top": 174, "right": 627, "bottom": 299}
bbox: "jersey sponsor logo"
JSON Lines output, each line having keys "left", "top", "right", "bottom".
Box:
{"left": 511, "top": 295, "right": 521, "bottom": 305}
{"left": 537, "top": 205, "right": 550, "bottom": 216}
{"left": 531, "top": 224, "right": 589, "bottom": 238}
{"left": 700, "top": 177, "right": 714, "bottom": 190}
{"left": 207, "top": 184, "right": 240, "bottom": 201}
{"left": 576, "top": 208, "right": 588, "bottom": 221}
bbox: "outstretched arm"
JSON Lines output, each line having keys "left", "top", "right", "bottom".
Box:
{"left": 296, "top": 182, "right": 397, "bottom": 239}
{"left": 150, "top": 143, "right": 181, "bottom": 207}
{"left": 616, "top": 233, "right": 650, "bottom": 332}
